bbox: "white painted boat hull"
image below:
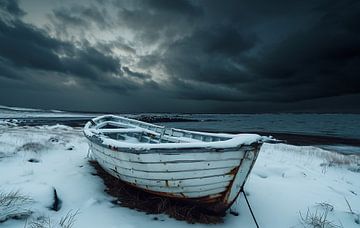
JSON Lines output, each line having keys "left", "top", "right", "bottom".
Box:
{"left": 84, "top": 115, "right": 262, "bottom": 211}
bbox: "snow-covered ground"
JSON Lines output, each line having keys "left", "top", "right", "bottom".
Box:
{"left": 0, "top": 124, "right": 359, "bottom": 227}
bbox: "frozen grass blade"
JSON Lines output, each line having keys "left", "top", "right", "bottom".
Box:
{"left": 0, "top": 190, "right": 33, "bottom": 223}
{"left": 59, "top": 210, "right": 79, "bottom": 228}
{"left": 26, "top": 210, "right": 79, "bottom": 228}
{"left": 299, "top": 207, "right": 341, "bottom": 228}
{"left": 344, "top": 197, "right": 360, "bottom": 225}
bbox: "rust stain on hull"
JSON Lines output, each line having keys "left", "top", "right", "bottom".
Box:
{"left": 90, "top": 161, "right": 226, "bottom": 223}
{"left": 114, "top": 175, "right": 229, "bottom": 212}
{"left": 222, "top": 164, "right": 241, "bottom": 206}
{"left": 98, "top": 144, "right": 262, "bottom": 213}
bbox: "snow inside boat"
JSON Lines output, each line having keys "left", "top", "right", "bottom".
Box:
{"left": 84, "top": 115, "right": 264, "bottom": 212}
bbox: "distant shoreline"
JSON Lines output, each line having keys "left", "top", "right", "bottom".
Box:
{"left": 1, "top": 116, "right": 359, "bottom": 155}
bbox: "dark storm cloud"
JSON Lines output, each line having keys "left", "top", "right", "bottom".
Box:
{"left": 0, "top": 19, "right": 120, "bottom": 80}
{"left": 115, "top": 0, "right": 202, "bottom": 44}
{"left": 1, "top": 0, "right": 359, "bottom": 112}
{"left": 0, "top": 19, "right": 65, "bottom": 72}
{"left": 246, "top": 0, "right": 360, "bottom": 101}
{"left": 61, "top": 43, "right": 122, "bottom": 80}
{"left": 142, "top": 0, "right": 201, "bottom": 15}
{"left": 51, "top": 4, "right": 111, "bottom": 29}
{"left": 0, "top": 0, "right": 25, "bottom": 17}
{"left": 165, "top": 77, "right": 249, "bottom": 102}
{"left": 163, "top": 26, "right": 256, "bottom": 85}
{"left": 0, "top": 5, "right": 154, "bottom": 95}
{"left": 122, "top": 67, "right": 151, "bottom": 79}
{"left": 52, "top": 8, "right": 89, "bottom": 28}
{"left": 53, "top": 0, "right": 358, "bottom": 107}
{"left": 0, "top": 57, "right": 23, "bottom": 79}
{"left": 148, "top": 0, "right": 360, "bottom": 103}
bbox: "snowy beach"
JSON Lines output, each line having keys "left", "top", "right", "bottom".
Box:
{"left": 0, "top": 109, "right": 360, "bottom": 227}
{"left": 1, "top": 0, "right": 359, "bottom": 226}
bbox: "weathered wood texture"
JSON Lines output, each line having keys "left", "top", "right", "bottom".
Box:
{"left": 84, "top": 115, "right": 262, "bottom": 211}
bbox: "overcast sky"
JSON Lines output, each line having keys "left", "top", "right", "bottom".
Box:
{"left": 0, "top": 0, "right": 359, "bottom": 113}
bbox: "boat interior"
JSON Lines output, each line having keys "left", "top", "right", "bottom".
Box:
{"left": 89, "top": 115, "right": 231, "bottom": 144}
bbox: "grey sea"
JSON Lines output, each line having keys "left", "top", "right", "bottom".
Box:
{"left": 1, "top": 106, "right": 359, "bottom": 154}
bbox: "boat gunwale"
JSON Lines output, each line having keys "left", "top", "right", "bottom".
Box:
{"left": 86, "top": 134, "right": 261, "bottom": 154}
{"left": 84, "top": 115, "right": 263, "bottom": 152}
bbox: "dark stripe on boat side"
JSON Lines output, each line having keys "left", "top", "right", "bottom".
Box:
{"left": 98, "top": 163, "right": 229, "bottom": 197}
{"left": 93, "top": 149, "right": 239, "bottom": 173}
{"left": 92, "top": 145, "right": 241, "bottom": 172}
{"left": 95, "top": 155, "right": 239, "bottom": 181}
{"left": 134, "top": 182, "right": 230, "bottom": 193}
{"left": 140, "top": 186, "right": 228, "bottom": 196}
{"left": 91, "top": 143, "right": 246, "bottom": 163}
{"left": 92, "top": 152, "right": 236, "bottom": 180}
{"left": 92, "top": 165, "right": 234, "bottom": 187}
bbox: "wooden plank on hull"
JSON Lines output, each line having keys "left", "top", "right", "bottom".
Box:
{"left": 94, "top": 168, "right": 233, "bottom": 187}
{"left": 91, "top": 141, "right": 252, "bottom": 154}
{"left": 95, "top": 160, "right": 227, "bottom": 198}
{"left": 224, "top": 150, "right": 256, "bottom": 204}
{"left": 92, "top": 152, "right": 235, "bottom": 180}
{"left": 92, "top": 145, "right": 241, "bottom": 172}
{"left": 91, "top": 143, "right": 245, "bottom": 163}
{"left": 149, "top": 187, "right": 227, "bottom": 198}
{"left": 135, "top": 182, "right": 230, "bottom": 194}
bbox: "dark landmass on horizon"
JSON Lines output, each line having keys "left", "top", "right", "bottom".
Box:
{"left": 2, "top": 116, "right": 359, "bottom": 154}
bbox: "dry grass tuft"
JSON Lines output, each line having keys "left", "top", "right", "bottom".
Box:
{"left": 17, "top": 142, "right": 46, "bottom": 153}
{"left": 316, "top": 202, "right": 334, "bottom": 212}
{"left": 89, "top": 161, "right": 225, "bottom": 224}
{"left": 58, "top": 210, "right": 79, "bottom": 228}
{"left": 320, "top": 152, "right": 360, "bottom": 173}
{"left": 27, "top": 216, "right": 51, "bottom": 228}
{"left": 27, "top": 210, "right": 79, "bottom": 228}
{"left": 0, "top": 190, "right": 33, "bottom": 223}
{"left": 299, "top": 206, "right": 341, "bottom": 228}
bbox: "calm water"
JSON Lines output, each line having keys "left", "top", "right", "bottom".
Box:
{"left": 159, "top": 114, "right": 360, "bottom": 139}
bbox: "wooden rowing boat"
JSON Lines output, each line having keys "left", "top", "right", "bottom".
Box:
{"left": 84, "top": 115, "right": 263, "bottom": 212}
